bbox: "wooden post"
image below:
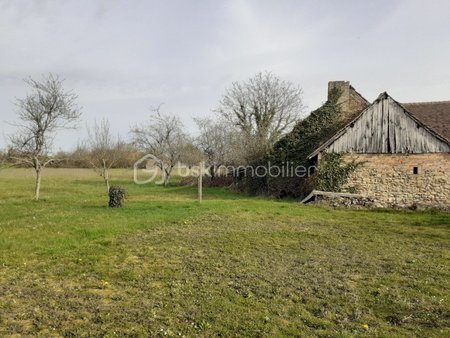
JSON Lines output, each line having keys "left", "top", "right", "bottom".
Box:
{"left": 198, "top": 161, "right": 203, "bottom": 203}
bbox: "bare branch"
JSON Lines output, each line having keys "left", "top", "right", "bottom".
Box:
{"left": 131, "top": 106, "right": 187, "bottom": 186}
{"left": 217, "top": 71, "right": 304, "bottom": 160}
{"left": 85, "top": 118, "right": 125, "bottom": 194}
{"left": 7, "top": 73, "right": 82, "bottom": 199}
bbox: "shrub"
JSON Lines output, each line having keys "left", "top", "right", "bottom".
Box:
{"left": 314, "top": 153, "right": 361, "bottom": 192}
{"left": 108, "top": 186, "right": 126, "bottom": 208}
{"left": 267, "top": 176, "right": 314, "bottom": 199}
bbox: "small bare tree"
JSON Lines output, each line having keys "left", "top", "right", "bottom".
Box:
{"left": 9, "top": 74, "right": 81, "bottom": 200}
{"left": 86, "top": 119, "right": 123, "bottom": 194}
{"left": 131, "top": 106, "right": 187, "bottom": 186}
{"left": 194, "top": 118, "right": 235, "bottom": 180}
{"left": 217, "top": 71, "right": 304, "bottom": 159}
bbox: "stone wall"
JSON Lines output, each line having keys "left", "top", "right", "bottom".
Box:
{"left": 344, "top": 153, "right": 450, "bottom": 208}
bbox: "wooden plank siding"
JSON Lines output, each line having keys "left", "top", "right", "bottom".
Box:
{"left": 323, "top": 95, "right": 450, "bottom": 154}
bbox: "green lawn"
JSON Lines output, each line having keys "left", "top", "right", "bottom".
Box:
{"left": 0, "top": 168, "right": 449, "bottom": 337}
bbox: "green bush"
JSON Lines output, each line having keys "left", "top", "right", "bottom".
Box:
{"left": 314, "top": 153, "right": 361, "bottom": 192}
{"left": 264, "top": 87, "right": 347, "bottom": 197}
{"left": 108, "top": 186, "right": 126, "bottom": 208}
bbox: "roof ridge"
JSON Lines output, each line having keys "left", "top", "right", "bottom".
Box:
{"left": 403, "top": 100, "right": 450, "bottom": 105}
{"left": 307, "top": 92, "right": 450, "bottom": 159}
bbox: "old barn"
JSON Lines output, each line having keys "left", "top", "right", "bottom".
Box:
{"left": 309, "top": 82, "right": 450, "bottom": 208}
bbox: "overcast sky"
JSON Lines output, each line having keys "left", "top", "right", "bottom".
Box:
{"left": 1, "top": 0, "right": 450, "bottom": 151}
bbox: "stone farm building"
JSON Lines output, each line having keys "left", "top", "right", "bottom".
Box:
{"left": 308, "top": 81, "right": 450, "bottom": 208}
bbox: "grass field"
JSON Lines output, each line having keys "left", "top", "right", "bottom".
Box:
{"left": 0, "top": 168, "right": 449, "bottom": 337}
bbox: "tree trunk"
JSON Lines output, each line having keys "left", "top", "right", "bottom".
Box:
{"left": 209, "top": 165, "right": 216, "bottom": 182}
{"left": 163, "top": 170, "right": 169, "bottom": 186}
{"left": 198, "top": 169, "right": 203, "bottom": 203}
{"left": 103, "top": 167, "right": 110, "bottom": 195}
{"left": 35, "top": 168, "right": 42, "bottom": 200}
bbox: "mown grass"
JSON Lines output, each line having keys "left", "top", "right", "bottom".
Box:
{"left": 0, "top": 168, "right": 449, "bottom": 337}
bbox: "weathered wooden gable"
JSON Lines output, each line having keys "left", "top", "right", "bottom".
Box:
{"left": 324, "top": 94, "right": 450, "bottom": 154}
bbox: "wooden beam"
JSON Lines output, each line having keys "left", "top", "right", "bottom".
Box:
{"left": 198, "top": 162, "right": 203, "bottom": 203}
{"left": 301, "top": 190, "right": 363, "bottom": 204}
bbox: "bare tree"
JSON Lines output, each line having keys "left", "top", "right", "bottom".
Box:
{"left": 9, "top": 74, "right": 81, "bottom": 200}
{"left": 194, "top": 117, "right": 235, "bottom": 179}
{"left": 217, "top": 71, "right": 304, "bottom": 159}
{"left": 86, "top": 118, "right": 124, "bottom": 194}
{"left": 131, "top": 106, "right": 187, "bottom": 186}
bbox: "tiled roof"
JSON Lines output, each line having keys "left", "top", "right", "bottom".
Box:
{"left": 402, "top": 101, "right": 450, "bottom": 142}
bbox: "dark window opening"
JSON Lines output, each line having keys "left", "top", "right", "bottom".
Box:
{"left": 413, "top": 166, "right": 419, "bottom": 175}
